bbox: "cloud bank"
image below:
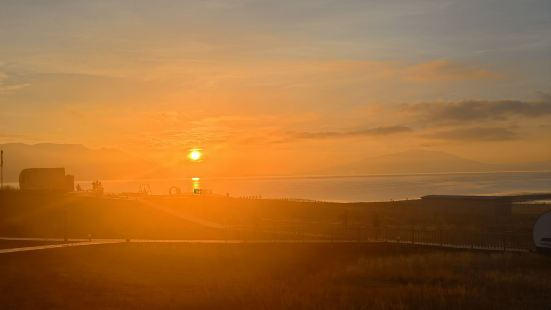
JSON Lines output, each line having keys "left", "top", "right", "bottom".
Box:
{"left": 403, "top": 97, "right": 551, "bottom": 123}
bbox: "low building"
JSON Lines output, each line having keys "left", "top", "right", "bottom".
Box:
{"left": 19, "top": 168, "right": 74, "bottom": 192}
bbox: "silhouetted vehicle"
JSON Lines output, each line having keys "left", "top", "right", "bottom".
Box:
{"left": 19, "top": 168, "right": 74, "bottom": 192}
{"left": 534, "top": 211, "right": 551, "bottom": 255}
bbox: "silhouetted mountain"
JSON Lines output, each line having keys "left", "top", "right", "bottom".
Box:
{"left": 325, "top": 150, "right": 530, "bottom": 175}
{"left": 0, "top": 143, "right": 151, "bottom": 182}
{"left": 1, "top": 144, "right": 549, "bottom": 182}
{"left": 501, "top": 160, "right": 551, "bottom": 172}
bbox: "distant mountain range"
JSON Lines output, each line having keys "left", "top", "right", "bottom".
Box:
{"left": 0, "top": 143, "right": 150, "bottom": 182}
{"left": 0, "top": 144, "right": 549, "bottom": 182}
{"left": 322, "top": 149, "right": 551, "bottom": 176}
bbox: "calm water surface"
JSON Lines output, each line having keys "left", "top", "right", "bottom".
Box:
{"left": 93, "top": 172, "right": 551, "bottom": 202}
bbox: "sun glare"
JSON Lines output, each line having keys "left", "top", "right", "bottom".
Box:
{"left": 189, "top": 149, "right": 202, "bottom": 161}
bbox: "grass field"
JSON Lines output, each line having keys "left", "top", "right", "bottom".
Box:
{"left": 0, "top": 193, "right": 549, "bottom": 309}
{"left": 0, "top": 243, "right": 549, "bottom": 309}
{"left": 1, "top": 193, "right": 548, "bottom": 245}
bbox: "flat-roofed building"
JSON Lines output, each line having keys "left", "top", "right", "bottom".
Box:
{"left": 19, "top": 168, "right": 74, "bottom": 192}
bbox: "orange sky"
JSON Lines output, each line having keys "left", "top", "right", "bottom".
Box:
{"left": 1, "top": 1, "right": 550, "bottom": 177}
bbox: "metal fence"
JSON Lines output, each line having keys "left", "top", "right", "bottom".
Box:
{"left": 319, "top": 227, "right": 534, "bottom": 252}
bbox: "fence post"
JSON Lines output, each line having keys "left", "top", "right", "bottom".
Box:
{"left": 412, "top": 228, "right": 415, "bottom": 245}
{"left": 439, "top": 229, "right": 443, "bottom": 246}
{"left": 63, "top": 206, "right": 68, "bottom": 242}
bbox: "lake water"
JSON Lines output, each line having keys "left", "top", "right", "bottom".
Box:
{"left": 90, "top": 171, "right": 551, "bottom": 202}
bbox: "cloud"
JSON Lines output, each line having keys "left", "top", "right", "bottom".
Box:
{"left": 426, "top": 127, "right": 518, "bottom": 141}
{"left": 0, "top": 83, "right": 30, "bottom": 95}
{"left": 292, "top": 126, "right": 413, "bottom": 140}
{"left": 0, "top": 132, "right": 29, "bottom": 142}
{"left": 0, "top": 71, "right": 29, "bottom": 95}
{"left": 402, "top": 96, "right": 551, "bottom": 123}
{"left": 233, "top": 59, "right": 501, "bottom": 88}
{"left": 402, "top": 60, "right": 502, "bottom": 82}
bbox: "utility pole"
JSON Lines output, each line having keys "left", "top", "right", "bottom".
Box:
{"left": 1, "top": 149, "right": 3, "bottom": 189}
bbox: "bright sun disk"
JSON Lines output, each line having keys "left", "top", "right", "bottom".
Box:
{"left": 189, "top": 150, "right": 202, "bottom": 161}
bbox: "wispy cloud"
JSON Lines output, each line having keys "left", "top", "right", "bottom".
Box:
{"left": 0, "top": 131, "right": 31, "bottom": 142}
{"left": 290, "top": 126, "right": 413, "bottom": 141}
{"left": 401, "top": 96, "right": 551, "bottom": 123}
{"left": 425, "top": 127, "right": 518, "bottom": 141}
{"left": 0, "top": 71, "right": 29, "bottom": 95}
{"left": 402, "top": 60, "right": 502, "bottom": 82}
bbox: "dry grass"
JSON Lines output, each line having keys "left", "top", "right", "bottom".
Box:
{"left": 0, "top": 243, "right": 549, "bottom": 309}
{"left": 0, "top": 193, "right": 544, "bottom": 244}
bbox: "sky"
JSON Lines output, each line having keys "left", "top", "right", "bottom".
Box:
{"left": 0, "top": 0, "right": 550, "bottom": 176}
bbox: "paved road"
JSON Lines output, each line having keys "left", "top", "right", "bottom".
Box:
{"left": 0, "top": 237, "right": 530, "bottom": 254}
{"left": 0, "top": 239, "right": 124, "bottom": 254}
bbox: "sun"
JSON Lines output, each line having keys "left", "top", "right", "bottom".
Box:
{"left": 188, "top": 149, "right": 202, "bottom": 161}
